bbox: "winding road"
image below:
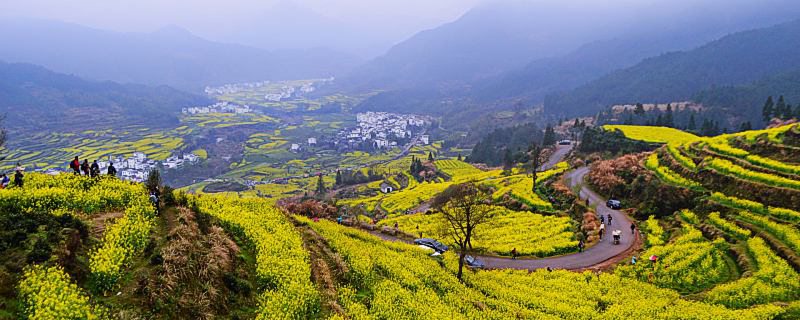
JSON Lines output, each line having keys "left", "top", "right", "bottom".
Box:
{"left": 372, "top": 143, "right": 639, "bottom": 271}
{"left": 480, "top": 165, "right": 637, "bottom": 270}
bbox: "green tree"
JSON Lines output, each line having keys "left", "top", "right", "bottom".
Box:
{"left": 634, "top": 103, "right": 645, "bottom": 115}
{"left": 428, "top": 151, "right": 434, "bottom": 162}
{"left": 335, "top": 170, "right": 342, "bottom": 186}
{"left": 763, "top": 96, "right": 775, "bottom": 122}
{"left": 688, "top": 113, "right": 697, "bottom": 131}
{"left": 457, "top": 154, "right": 462, "bottom": 161}
{"left": 145, "top": 168, "right": 162, "bottom": 195}
{"left": 542, "top": 125, "right": 556, "bottom": 146}
{"left": 776, "top": 95, "right": 788, "bottom": 120}
{"left": 528, "top": 143, "right": 542, "bottom": 192}
{"left": 664, "top": 104, "right": 674, "bottom": 127}
{"left": 316, "top": 173, "right": 327, "bottom": 195}
{"left": 739, "top": 121, "right": 753, "bottom": 132}
{"left": 794, "top": 104, "right": 800, "bottom": 120}
{"left": 432, "top": 183, "right": 493, "bottom": 281}
{"left": 502, "top": 148, "right": 513, "bottom": 171}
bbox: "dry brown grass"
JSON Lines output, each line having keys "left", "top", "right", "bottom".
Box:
{"left": 140, "top": 207, "right": 244, "bottom": 319}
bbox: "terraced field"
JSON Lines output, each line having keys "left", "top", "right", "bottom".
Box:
{"left": 378, "top": 206, "right": 578, "bottom": 257}
{"left": 626, "top": 124, "right": 800, "bottom": 310}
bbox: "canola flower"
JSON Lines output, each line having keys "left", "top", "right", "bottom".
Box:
{"left": 645, "top": 152, "right": 703, "bottom": 190}
{"left": 704, "top": 157, "right": 800, "bottom": 190}
{"left": 308, "top": 217, "right": 788, "bottom": 319}
{"left": 707, "top": 212, "right": 751, "bottom": 240}
{"left": 379, "top": 206, "right": 577, "bottom": 257}
{"left": 616, "top": 225, "right": 730, "bottom": 293}
{"left": 18, "top": 265, "right": 102, "bottom": 320}
{"left": 187, "top": 195, "right": 319, "bottom": 319}
{"left": 602, "top": 125, "right": 700, "bottom": 145}
{"left": 706, "top": 237, "right": 800, "bottom": 308}
{"left": 4, "top": 173, "right": 155, "bottom": 316}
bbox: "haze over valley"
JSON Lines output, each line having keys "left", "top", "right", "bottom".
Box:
{"left": 1, "top": 1, "right": 800, "bottom": 319}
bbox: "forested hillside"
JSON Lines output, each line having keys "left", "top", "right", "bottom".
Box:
{"left": 545, "top": 19, "right": 800, "bottom": 117}
{"left": 0, "top": 61, "right": 210, "bottom": 130}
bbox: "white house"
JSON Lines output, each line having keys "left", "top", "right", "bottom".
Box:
{"left": 308, "top": 137, "right": 317, "bottom": 145}
{"left": 420, "top": 135, "right": 430, "bottom": 145}
{"left": 380, "top": 182, "right": 394, "bottom": 194}
{"left": 375, "top": 139, "right": 389, "bottom": 148}
{"left": 290, "top": 144, "right": 301, "bottom": 152}
{"left": 133, "top": 152, "right": 147, "bottom": 162}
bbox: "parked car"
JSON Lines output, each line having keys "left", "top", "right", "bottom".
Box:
{"left": 606, "top": 199, "right": 622, "bottom": 210}
{"left": 558, "top": 139, "right": 572, "bottom": 145}
{"left": 465, "top": 255, "right": 485, "bottom": 269}
{"left": 416, "top": 245, "right": 442, "bottom": 257}
{"left": 414, "top": 238, "right": 449, "bottom": 253}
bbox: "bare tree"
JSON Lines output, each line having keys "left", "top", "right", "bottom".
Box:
{"left": 433, "top": 182, "right": 493, "bottom": 280}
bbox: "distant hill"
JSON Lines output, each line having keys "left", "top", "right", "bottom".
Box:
{"left": 0, "top": 61, "right": 210, "bottom": 130}
{"left": 342, "top": 0, "right": 637, "bottom": 92}
{"left": 348, "top": 0, "right": 800, "bottom": 127}
{"left": 0, "top": 18, "right": 362, "bottom": 92}
{"left": 693, "top": 70, "right": 800, "bottom": 119}
{"left": 545, "top": 19, "right": 800, "bottom": 117}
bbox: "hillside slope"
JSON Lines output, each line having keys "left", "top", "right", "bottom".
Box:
{"left": 545, "top": 19, "right": 800, "bottom": 117}
{"left": 0, "top": 61, "right": 210, "bottom": 130}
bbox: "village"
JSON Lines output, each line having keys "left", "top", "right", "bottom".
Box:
{"left": 182, "top": 101, "right": 252, "bottom": 115}
{"left": 39, "top": 152, "right": 201, "bottom": 182}
{"left": 288, "top": 112, "right": 432, "bottom": 153}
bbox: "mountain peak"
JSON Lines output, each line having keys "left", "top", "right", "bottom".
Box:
{"left": 152, "top": 24, "right": 195, "bottom": 38}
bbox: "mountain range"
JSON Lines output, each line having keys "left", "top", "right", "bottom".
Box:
{"left": 545, "top": 18, "right": 800, "bottom": 117}
{"left": 0, "top": 18, "right": 362, "bottom": 92}
{"left": 0, "top": 61, "right": 210, "bottom": 131}
{"left": 345, "top": 0, "right": 800, "bottom": 126}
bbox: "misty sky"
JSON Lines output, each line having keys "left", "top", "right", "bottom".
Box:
{"left": 0, "top": 0, "right": 482, "bottom": 56}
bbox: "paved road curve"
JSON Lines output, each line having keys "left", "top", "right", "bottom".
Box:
{"left": 373, "top": 143, "right": 638, "bottom": 271}
{"left": 479, "top": 166, "right": 636, "bottom": 270}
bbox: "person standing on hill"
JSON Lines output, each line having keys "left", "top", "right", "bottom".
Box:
{"left": 607, "top": 214, "right": 613, "bottom": 225}
{"left": 69, "top": 156, "right": 81, "bottom": 175}
{"left": 630, "top": 222, "right": 636, "bottom": 235}
{"left": 81, "top": 160, "right": 90, "bottom": 176}
{"left": 13, "top": 169, "right": 23, "bottom": 188}
{"left": 578, "top": 239, "right": 585, "bottom": 252}
{"left": 149, "top": 192, "right": 159, "bottom": 214}
{"left": 107, "top": 162, "right": 117, "bottom": 176}
{"left": 511, "top": 248, "right": 518, "bottom": 260}
{"left": 599, "top": 223, "right": 606, "bottom": 241}
{"left": 90, "top": 160, "right": 100, "bottom": 178}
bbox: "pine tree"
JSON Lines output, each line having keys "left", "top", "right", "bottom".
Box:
{"left": 428, "top": 151, "right": 434, "bottom": 162}
{"left": 776, "top": 96, "right": 788, "bottom": 120}
{"left": 503, "top": 148, "right": 513, "bottom": 170}
{"left": 763, "top": 96, "right": 775, "bottom": 122}
{"left": 664, "top": 104, "right": 674, "bottom": 127}
{"left": 543, "top": 125, "right": 556, "bottom": 145}
{"left": 739, "top": 121, "right": 753, "bottom": 132}
{"left": 316, "top": 173, "right": 326, "bottom": 194}
{"left": 794, "top": 104, "right": 800, "bottom": 120}
{"left": 688, "top": 113, "right": 697, "bottom": 131}
{"left": 634, "top": 103, "right": 645, "bottom": 115}
{"left": 335, "top": 170, "right": 342, "bottom": 186}
{"left": 457, "top": 154, "right": 462, "bottom": 161}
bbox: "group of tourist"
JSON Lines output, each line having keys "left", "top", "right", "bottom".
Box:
{"left": 69, "top": 156, "right": 117, "bottom": 177}
{"left": 0, "top": 163, "right": 24, "bottom": 189}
